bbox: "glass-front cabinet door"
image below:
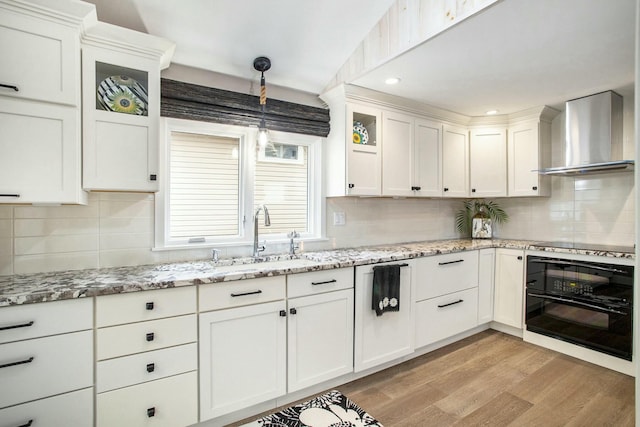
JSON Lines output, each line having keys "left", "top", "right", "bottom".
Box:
{"left": 346, "top": 103, "right": 381, "bottom": 196}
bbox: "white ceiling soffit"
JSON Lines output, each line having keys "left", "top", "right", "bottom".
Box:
{"left": 84, "top": 0, "right": 396, "bottom": 94}
{"left": 351, "top": 0, "right": 636, "bottom": 116}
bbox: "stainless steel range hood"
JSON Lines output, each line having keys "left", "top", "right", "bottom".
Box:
{"left": 538, "top": 91, "right": 634, "bottom": 176}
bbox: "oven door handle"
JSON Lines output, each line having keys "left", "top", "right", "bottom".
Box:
{"left": 530, "top": 259, "right": 628, "bottom": 274}
{"left": 527, "top": 292, "right": 628, "bottom": 315}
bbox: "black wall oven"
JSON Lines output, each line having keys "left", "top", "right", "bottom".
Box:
{"left": 526, "top": 255, "right": 633, "bottom": 360}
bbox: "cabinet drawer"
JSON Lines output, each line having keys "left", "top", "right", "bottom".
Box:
{"left": 96, "top": 287, "right": 196, "bottom": 327}
{"left": 97, "top": 343, "right": 197, "bottom": 393}
{"left": 415, "top": 287, "right": 478, "bottom": 348}
{"left": 0, "top": 299, "right": 92, "bottom": 344}
{"left": 97, "top": 314, "right": 196, "bottom": 360}
{"left": 0, "top": 388, "right": 92, "bottom": 427}
{"left": 287, "top": 267, "right": 353, "bottom": 298}
{"left": 0, "top": 330, "right": 93, "bottom": 409}
{"left": 200, "top": 276, "right": 285, "bottom": 312}
{"left": 415, "top": 251, "right": 479, "bottom": 301}
{"left": 97, "top": 371, "right": 198, "bottom": 427}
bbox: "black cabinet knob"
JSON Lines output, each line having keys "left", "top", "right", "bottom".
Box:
{"left": 147, "top": 407, "right": 156, "bottom": 418}
{"left": 348, "top": 183, "right": 354, "bottom": 189}
{"left": 471, "top": 188, "right": 476, "bottom": 193}
{"left": 150, "top": 174, "right": 157, "bottom": 181}
{"left": 443, "top": 187, "right": 449, "bottom": 192}
{"left": 532, "top": 186, "right": 538, "bottom": 191}
{"left": 279, "top": 310, "right": 287, "bottom": 317}
{"left": 146, "top": 363, "right": 155, "bottom": 373}
{"left": 146, "top": 332, "right": 155, "bottom": 342}
{"left": 517, "top": 256, "right": 523, "bottom": 260}
{"left": 411, "top": 186, "right": 421, "bottom": 191}
{"left": 145, "top": 302, "right": 154, "bottom": 310}
{"left": 290, "top": 308, "right": 297, "bottom": 315}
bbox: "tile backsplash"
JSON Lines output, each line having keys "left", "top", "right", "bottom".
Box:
{"left": 0, "top": 168, "right": 634, "bottom": 276}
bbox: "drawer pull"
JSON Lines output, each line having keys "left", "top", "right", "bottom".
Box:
{"left": 0, "top": 83, "right": 19, "bottom": 92}
{"left": 146, "top": 302, "right": 154, "bottom": 310}
{"left": 16, "top": 420, "right": 33, "bottom": 427}
{"left": 0, "top": 356, "right": 34, "bottom": 369}
{"left": 373, "top": 263, "right": 409, "bottom": 270}
{"left": 311, "top": 279, "right": 337, "bottom": 286}
{"left": 0, "top": 194, "right": 20, "bottom": 198}
{"left": 0, "top": 320, "right": 34, "bottom": 331}
{"left": 146, "top": 332, "right": 155, "bottom": 342}
{"left": 230, "top": 290, "right": 262, "bottom": 297}
{"left": 438, "top": 259, "right": 464, "bottom": 266}
{"left": 146, "top": 363, "right": 155, "bottom": 373}
{"left": 147, "top": 407, "right": 156, "bottom": 418}
{"left": 438, "top": 299, "right": 464, "bottom": 308}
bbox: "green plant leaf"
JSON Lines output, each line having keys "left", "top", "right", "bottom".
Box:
{"left": 455, "top": 199, "right": 509, "bottom": 237}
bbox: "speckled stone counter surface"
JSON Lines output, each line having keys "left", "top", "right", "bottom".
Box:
{"left": 0, "top": 238, "right": 634, "bottom": 307}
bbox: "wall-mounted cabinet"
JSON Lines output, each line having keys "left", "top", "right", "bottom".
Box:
{"left": 508, "top": 109, "right": 556, "bottom": 197}
{"left": 0, "top": 1, "right": 91, "bottom": 205}
{"left": 442, "top": 124, "right": 470, "bottom": 197}
{"left": 382, "top": 110, "right": 413, "bottom": 196}
{"left": 469, "top": 127, "right": 507, "bottom": 197}
{"left": 346, "top": 103, "right": 382, "bottom": 196}
{"left": 82, "top": 23, "right": 174, "bottom": 192}
{"left": 413, "top": 118, "right": 443, "bottom": 197}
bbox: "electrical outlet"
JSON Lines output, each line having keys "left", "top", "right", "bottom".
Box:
{"left": 333, "top": 212, "right": 346, "bottom": 226}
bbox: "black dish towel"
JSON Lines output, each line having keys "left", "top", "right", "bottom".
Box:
{"left": 372, "top": 264, "right": 401, "bottom": 316}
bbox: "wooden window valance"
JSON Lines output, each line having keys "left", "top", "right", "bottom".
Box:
{"left": 161, "top": 78, "right": 330, "bottom": 137}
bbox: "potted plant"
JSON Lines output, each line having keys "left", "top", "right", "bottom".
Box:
{"left": 455, "top": 199, "right": 509, "bottom": 239}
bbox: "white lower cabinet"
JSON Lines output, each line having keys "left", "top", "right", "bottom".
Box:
{"left": 415, "top": 288, "right": 478, "bottom": 347}
{"left": 199, "top": 299, "right": 287, "bottom": 421}
{"left": 97, "top": 371, "right": 198, "bottom": 427}
{"left": 354, "top": 261, "right": 414, "bottom": 372}
{"left": 95, "top": 287, "right": 198, "bottom": 427}
{"left": 0, "top": 330, "right": 93, "bottom": 409}
{"left": 0, "top": 388, "right": 93, "bottom": 427}
{"left": 478, "top": 248, "right": 496, "bottom": 324}
{"left": 493, "top": 248, "right": 525, "bottom": 329}
{"left": 287, "top": 268, "right": 354, "bottom": 392}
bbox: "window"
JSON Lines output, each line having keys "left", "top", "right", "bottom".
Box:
{"left": 156, "top": 118, "right": 322, "bottom": 249}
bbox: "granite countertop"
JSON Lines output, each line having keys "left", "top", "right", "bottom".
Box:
{"left": 0, "top": 238, "right": 634, "bottom": 307}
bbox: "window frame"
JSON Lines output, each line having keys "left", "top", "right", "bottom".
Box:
{"left": 155, "top": 117, "right": 323, "bottom": 251}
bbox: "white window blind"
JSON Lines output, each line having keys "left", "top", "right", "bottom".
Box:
{"left": 169, "top": 131, "right": 240, "bottom": 240}
{"left": 255, "top": 144, "right": 308, "bottom": 235}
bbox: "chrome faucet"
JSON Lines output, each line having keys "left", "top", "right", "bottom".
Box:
{"left": 253, "top": 205, "right": 271, "bottom": 257}
{"left": 288, "top": 230, "right": 300, "bottom": 255}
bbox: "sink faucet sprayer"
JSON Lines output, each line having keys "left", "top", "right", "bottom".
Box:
{"left": 253, "top": 205, "right": 271, "bottom": 257}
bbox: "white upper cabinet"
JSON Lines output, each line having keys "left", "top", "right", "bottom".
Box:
{"left": 469, "top": 127, "right": 507, "bottom": 197}
{"left": 508, "top": 109, "right": 556, "bottom": 197}
{"left": 442, "top": 124, "right": 470, "bottom": 197}
{"left": 81, "top": 23, "right": 174, "bottom": 192}
{"left": 0, "top": 1, "right": 91, "bottom": 205}
{"left": 346, "top": 103, "right": 382, "bottom": 196}
{"left": 0, "top": 6, "right": 84, "bottom": 106}
{"left": 382, "top": 110, "right": 413, "bottom": 196}
{"left": 413, "top": 118, "right": 443, "bottom": 197}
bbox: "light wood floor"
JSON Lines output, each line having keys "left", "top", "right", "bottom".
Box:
{"left": 233, "top": 330, "right": 635, "bottom": 426}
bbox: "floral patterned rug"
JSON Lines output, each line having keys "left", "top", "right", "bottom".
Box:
{"left": 243, "top": 390, "right": 383, "bottom": 427}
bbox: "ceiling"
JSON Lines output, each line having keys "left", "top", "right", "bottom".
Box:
{"left": 85, "top": 0, "right": 635, "bottom": 116}
{"left": 352, "top": 0, "right": 636, "bottom": 116}
{"left": 84, "top": 0, "right": 396, "bottom": 94}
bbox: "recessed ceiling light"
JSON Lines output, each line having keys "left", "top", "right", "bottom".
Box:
{"left": 485, "top": 109, "right": 499, "bottom": 115}
{"left": 385, "top": 77, "right": 401, "bottom": 85}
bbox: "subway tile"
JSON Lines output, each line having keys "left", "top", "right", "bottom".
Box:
{"left": 0, "top": 255, "right": 12, "bottom": 276}
{"left": 14, "top": 252, "right": 99, "bottom": 274}
{"left": 99, "top": 217, "right": 154, "bottom": 234}
{"left": 0, "top": 206, "right": 13, "bottom": 219}
{"left": 99, "top": 232, "right": 153, "bottom": 250}
{"left": 14, "top": 204, "right": 99, "bottom": 219}
{"left": 99, "top": 248, "right": 166, "bottom": 269}
{"left": 0, "top": 237, "right": 11, "bottom": 257}
{"left": 14, "top": 218, "right": 99, "bottom": 237}
{"left": 0, "top": 219, "right": 11, "bottom": 238}
{"left": 15, "top": 235, "right": 99, "bottom": 256}
{"left": 99, "top": 199, "right": 154, "bottom": 219}
{"left": 98, "top": 192, "right": 154, "bottom": 202}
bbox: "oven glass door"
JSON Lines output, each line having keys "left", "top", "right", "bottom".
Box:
{"left": 526, "top": 293, "right": 632, "bottom": 360}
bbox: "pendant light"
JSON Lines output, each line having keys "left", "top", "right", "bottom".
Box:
{"left": 253, "top": 56, "right": 271, "bottom": 147}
